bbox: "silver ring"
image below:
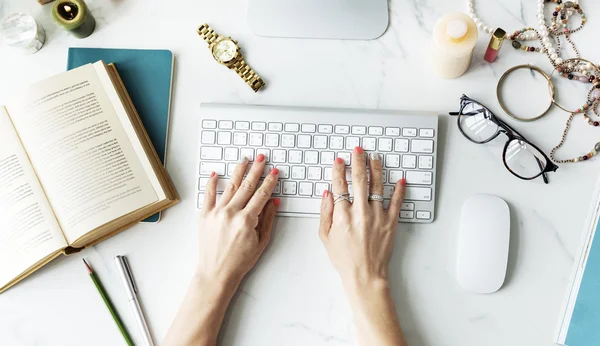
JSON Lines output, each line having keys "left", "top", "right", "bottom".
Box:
{"left": 368, "top": 195, "right": 384, "bottom": 202}
{"left": 334, "top": 194, "right": 353, "bottom": 204}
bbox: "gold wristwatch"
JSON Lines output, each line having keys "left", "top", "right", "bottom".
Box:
{"left": 197, "top": 24, "right": 265, "bottom": 92}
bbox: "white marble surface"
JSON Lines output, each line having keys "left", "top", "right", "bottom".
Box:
{"left": 1, "top": 0, "right": 599, "bottom": 345}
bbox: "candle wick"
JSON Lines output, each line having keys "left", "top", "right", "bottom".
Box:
{"left": 65, "top": 5, "right": 71, "bottom": 13}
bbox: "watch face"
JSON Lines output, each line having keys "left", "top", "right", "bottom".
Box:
{"left": 212, "top": 39, "right": 237, "bottom": 63}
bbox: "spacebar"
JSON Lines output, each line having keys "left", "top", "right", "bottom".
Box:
{"left": 277, "top": 197, "right": 320, "bottom": 215}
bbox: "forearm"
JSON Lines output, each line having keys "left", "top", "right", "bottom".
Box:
{"left": 344, "top": 278, "right": 407, "bottom": 346}
{"left": 164, "top": 274, "right": 240, "bottom": 346}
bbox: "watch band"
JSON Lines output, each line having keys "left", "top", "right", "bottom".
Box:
{"left": 232, "top": 58, "right": 265, "bottom": 92}
{"left": 197, "top": 24, "right": 219, "bottom": 45}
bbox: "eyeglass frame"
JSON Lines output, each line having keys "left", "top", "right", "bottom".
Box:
{"left": 449, "top": 94, "right": 559, "bottom": 184}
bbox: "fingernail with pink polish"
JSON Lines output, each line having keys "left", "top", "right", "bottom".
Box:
{"left": 273, "top": 198, "right": 281, "bottom": 207}
{"left": 271, "top": 168, "right": 279, "bottom": 176}
{"left": 335, "top": 157, "right": 344, "bottom": 165}
{"left": 256, "top": 154, "right": 265, "bottom": 162}
{"left": 322, "top": 190, "right": 329, "bottom": 198}
{"left": 354, "top": 147, "right": 364, "bottom": 154}
{"left": 400, "top": 178, "right": 407, "bottom": 187}
{"left": 210, "top": 171, "right": 216, "bottom": 178}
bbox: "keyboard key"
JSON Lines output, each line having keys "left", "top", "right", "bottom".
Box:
{"left": 289, "top": 150, "right": 303, "bottom": 164}
{"left": 321, "top": 152, "right": 335, "bottom": 165}
{"left": 348, "top": 183, "right": 353, "bottom": 196}
{"left": 201, "top": 147, "right": 223, "bottom": 160}
{"left": 252, "top": 122, "right": 267, "bottom": 131}
{"left": 201, "top": 131, "right": 216, "bottom": 144}
{"left": 389, "top": 170, "right": 403, "bottom": 184}
{"left": 272, "top": 149, "right": 287, "bottom": 163}
{"left": 276, "top": 165, "right": 290, "bottom": 179}
{"left": 249, "top": 133, "right": 264, "bottom": 146}
{"left": 301, "top": 124, "right": 317, "bottom": 133}
{"left": 345, "top": 168, "right": 352, "bottom": 182}
{"left": 404, "top": 187, "right": 432, "bottom": 201}
{"left": 235, "top": 121, "right": 250, "bottom": 130}
{"left": 314, "top": 135, "right": 328, "bottom": 149}
{"left": 275, "top": 196, "right": 322, "bottom": 214}
{"left": 227, "top": 163, "right": 238, "bottom": 176}
{"left": 405, "top": 171, "right": 432, "bottom": 185}
{"left": 200, "top": 162, "right": 226, "bottom": 176}
{"left": 240, "top": 148, "right": 255, "bottom": 161}
{"left": 257, "top": 149, "right": 270, "bottom": 162}
{"left": 269, "top": 122, "right": 283, "bottom": 131}
{"left": 403, "top": 128, "right": 417, "bottom": 137}
{"left": 308, "top": 166, "right": 322, "bottom": 180}
{"left": 346, "top": 137, "right": 360, "bottom": 150}
{"left": 315, "top": 183, "right": 329, "bottom": 196}
{"left": 383, "top": 185, "right": 395, "bottom": 198}
{"left": 362, "top": 138, "right": 376, "bottom": 151}
{"left": 285, "top": 123, "right": 300, "bottom": 132}
{"left": 335, "top": 125, "right": 350, "bottom": 134}
{"left": 330, "top": 136, "right": 344, "bottom": 150}
{"left": 416, "top": 211, "right": 431, "bottom": 219}
{"left": 263, "top": 164, "right": 274, "bottom": 177}
{"left": 337, "top": 152, "right": 351, "bottom": 166}
{"left": 318, "top": 124, "right": 333, "bottom": 133}
{"left": 283, "top": 181, "right": 297, "bottom": 195}
{"left": 202, "top": 120, "right": 217, "bottom": 129}
{"left": 412, "top": 139, "right": 434, "bottom": 153}
{"left": 297, "top": 134, "right": 312, "bottom": 148}
{"left": 224, "top": 147, "right": 239, "bottom": 161}
{"left": 233, "top": 132, "right": 248, "bottom": 146}
{"left": 420, "top": 129, "right": 435, "bottom": 138}
{"left": 402, "top": 202, "right": 415, "bottom": 211}
{"left": 292, "top": 166, "right": 306, "bottom": 179}
{"left": 273, "top": 181, "right": 282, "bottom": 194}
{"left": 281, "top": 134, "right": 295, "bottom": 148}
{"left": 378, "top": 138, "right": 393, "bottom": 152}
{"left": 418, "top": 156, "right": 434, "bottom": 169}
{"left": 299, "top": 182, "right": 313, "bottom": 196}
{"left": 369, "top": 126, "right": 383, "bottom": 136}
{"left": 217, "top": 132, "right": 232, "bottom": 145}
{"left": 324, "top": 167, "right": 333, "bottom": 181}
{"left": 385, "top": 154, "right": 400, "bottom": 168}
{"left": 382, "top": 170, "right": 387, "bottom": 183}
{"left": 305, "top": 151, "right": 319, "bottom": 165}
{"left": 385, "top": 127, "right": 400, "bottom": 136}
{"left": 394, "top": 139, "right": 409, "bottom": 152}
{"left": 219, "top": 120, "right": 233, "bottom": 129}
{"left": 402, "top": 155, "right": 417, "bottom": 169}
{"left": 352, "top": 126, "right": 367, "bottom": 135}
{"left": 265, "top": 133, "right": 279, "bottom": 147}
{"left": 400, "top": 211, "right": 414, "bottom": 219}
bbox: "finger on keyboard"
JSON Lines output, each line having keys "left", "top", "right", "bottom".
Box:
{"left": 245, "top": 167, "right": 280, "bottom": 214}
{"left": 219, "top": 158, "right": 249, "bottom": 207}
{"left": 229, "top": 154, "right": 266, "bottom": 208}
{"left": 351, "top": 147, "right": 368, "bottom": 205}
{"left": 369, "top": 152, "right": 384, "bottom": 200}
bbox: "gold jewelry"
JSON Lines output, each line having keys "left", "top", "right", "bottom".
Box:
{"left": 197, "top": 24, "right": 265, "bottom": 92}
{"left": 496, "top": 64, "right": 555, "bottom": 122}
{"left": 550, "top": 58, "right": 599, "bottom": 114}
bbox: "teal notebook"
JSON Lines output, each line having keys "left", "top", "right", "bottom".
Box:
{"left": 555, "top": 178, "right": 600, "bottom": 345}
{"left": 67, "top": 48, "right": 174, "bottom": 223}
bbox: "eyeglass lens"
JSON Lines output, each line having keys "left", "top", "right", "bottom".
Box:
{"left": 504, "top": 139, "right": 548, "bottom": 179}
{"left": 459, "top": 101, "right": 499, "bottom": 143}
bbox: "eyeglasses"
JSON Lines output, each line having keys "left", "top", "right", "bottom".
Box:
{"left": 450, "top": 95, "right": 558, "bottom": 184}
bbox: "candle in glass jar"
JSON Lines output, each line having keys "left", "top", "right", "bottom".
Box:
{"left": 52, "top": 0, "right": 96, "bottom": 38}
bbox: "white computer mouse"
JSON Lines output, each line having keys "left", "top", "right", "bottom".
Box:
{"left": 457, "top": 194, "right": 510, "bottom": 294}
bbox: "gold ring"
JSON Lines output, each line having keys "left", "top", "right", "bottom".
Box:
{"left": 550, "top": 58, "right": 598, "bottom": 114}
{"left": 496, "top": 64, "right": 555, "bottom": 122}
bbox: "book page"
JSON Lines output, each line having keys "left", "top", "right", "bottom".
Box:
{"left": 0, "top": 107, "right": 67, "bottom": 289}
{"left": 5, "top": 64, "right": 159, "bottom": 244}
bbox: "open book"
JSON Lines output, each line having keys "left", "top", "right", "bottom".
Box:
{"left": 0, "top": 61, "right": 179, "bottom": 293}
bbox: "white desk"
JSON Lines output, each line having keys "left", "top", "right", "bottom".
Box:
{"left": 1, "top": 0, "right": 599, "bottom": 345}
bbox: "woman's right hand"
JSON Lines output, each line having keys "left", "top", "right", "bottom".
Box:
{"left": 318, "top": 147, "right": 406, "bottom": 286}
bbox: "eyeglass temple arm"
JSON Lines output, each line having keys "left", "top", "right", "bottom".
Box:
{"left": 537, "top": 157, "right": 549, "bottom": 184}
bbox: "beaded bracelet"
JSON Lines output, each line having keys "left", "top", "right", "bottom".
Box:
{"left": 496, "top": 64, "right": 555, "bottom": 122}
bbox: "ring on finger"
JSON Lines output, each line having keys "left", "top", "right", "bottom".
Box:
{"left": 334, "top": 195, "right": 353, "bottom": 204}
{"left": 368, "top": 194, "right": 384, "bottom": 202}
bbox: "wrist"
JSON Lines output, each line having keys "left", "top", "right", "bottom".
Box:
{"left": 342, "top": 275, "right": 391, "bottom": 301}
{"left": 191, "top": 270, "right": 242, "bottom": 298}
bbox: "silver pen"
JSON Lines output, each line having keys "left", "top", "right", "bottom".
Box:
{"left": 115, "top": 255, "right": 155, "bottom": 346}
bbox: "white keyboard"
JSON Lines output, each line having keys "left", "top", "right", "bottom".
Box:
{"left": 197, "top": 104, "right": 438, "bottom": 223}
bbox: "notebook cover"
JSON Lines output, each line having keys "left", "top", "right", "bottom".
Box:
{"left": 564, "top": 217, "right": 600, "bottom": 346}
{"left": 67, "top": 48, "right": 174, "bottom": 222}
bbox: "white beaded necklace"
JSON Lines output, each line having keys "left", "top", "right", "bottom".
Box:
{"left": 467, "top": 0, "right": 572, "bottom": 66}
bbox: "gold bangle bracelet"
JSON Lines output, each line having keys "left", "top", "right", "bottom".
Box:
{"left": 550, "top": 58, "right": 599, "bottom": 114}
{"left": 496, "top": 64, "right": 555, "bottom": 122}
